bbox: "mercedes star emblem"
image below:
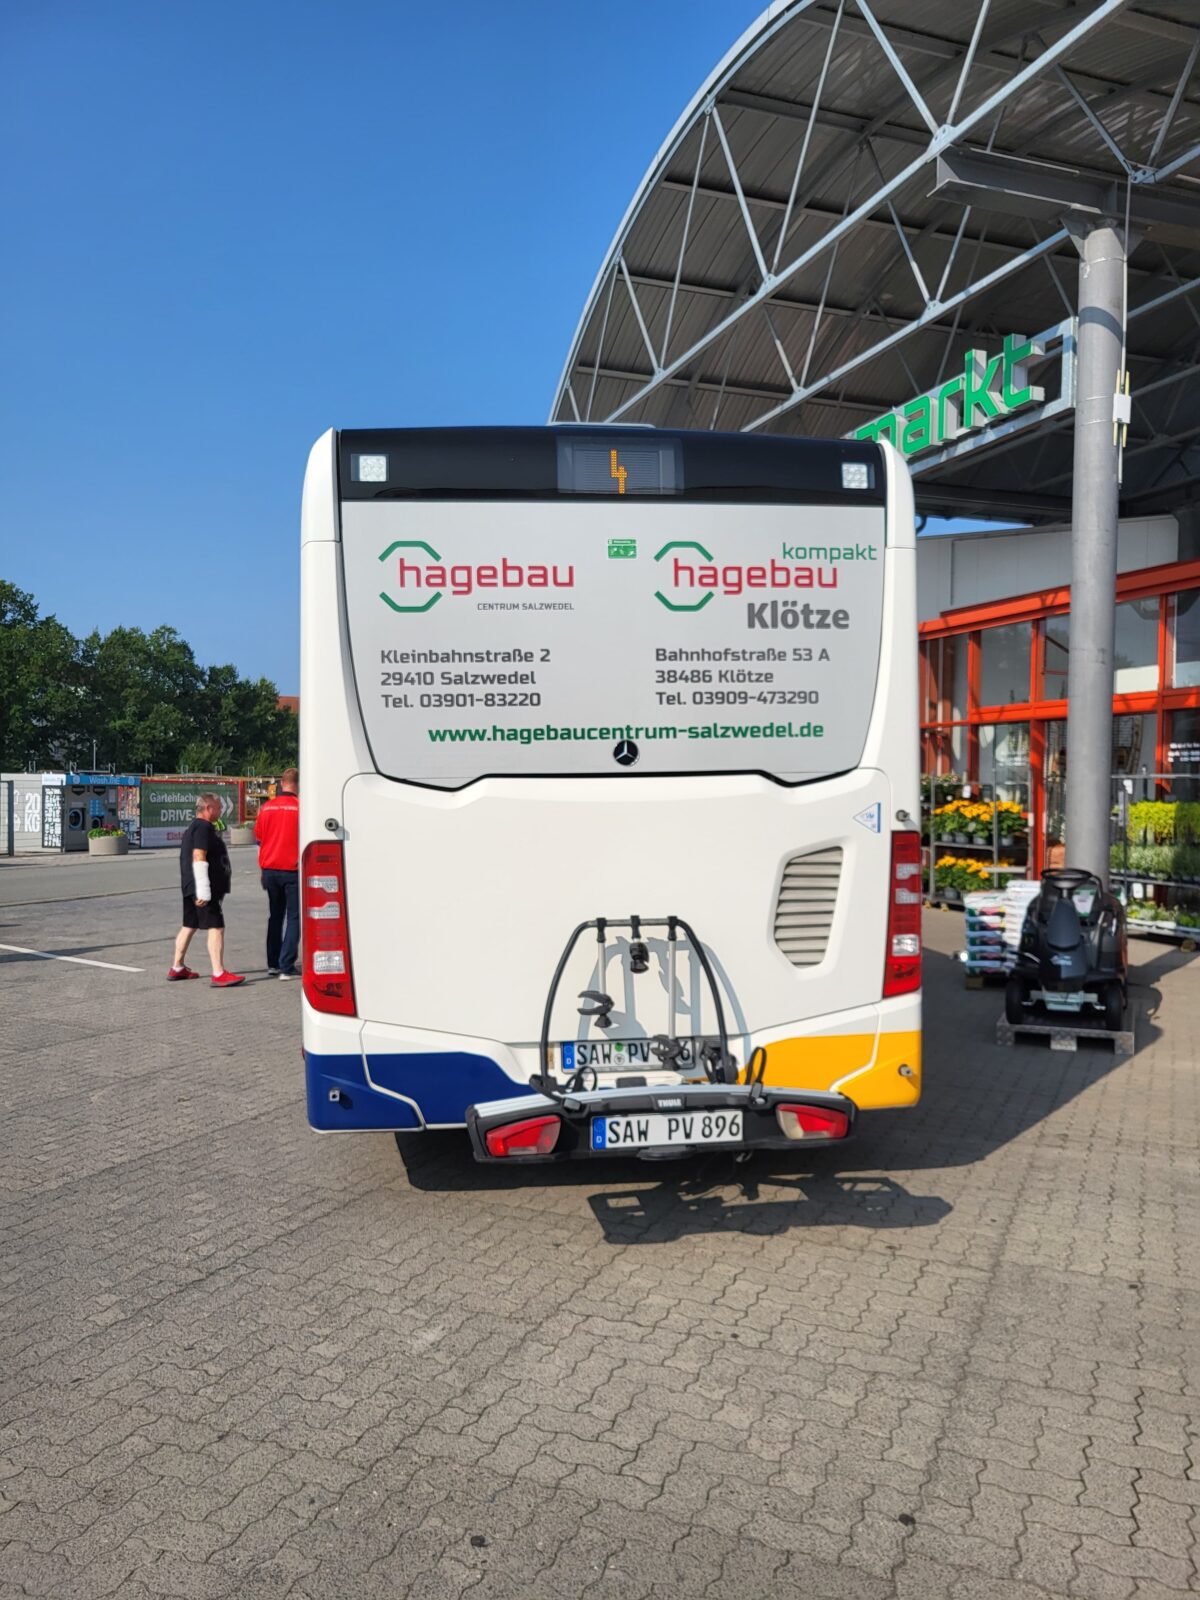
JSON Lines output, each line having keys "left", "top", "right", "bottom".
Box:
{"left": 613, "top": 739, "right": 640, "bottom": 767}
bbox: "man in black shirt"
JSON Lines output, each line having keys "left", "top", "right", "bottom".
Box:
{"left": 168, "top": 793, "right": 245, "bottom": 987}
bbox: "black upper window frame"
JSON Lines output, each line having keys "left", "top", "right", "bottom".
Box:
{"left": 337, "top": 425, "right": 885, "bottom": 507}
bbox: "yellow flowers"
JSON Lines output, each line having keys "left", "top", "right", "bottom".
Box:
{"left": 932, "top": 797, "right": 1028, "bottom": 839}
{"left": 936, "top": 854, "right": 993, "bottom": 880}
{"left": 933, "top": 798, "right": 1026, "bottom": 820}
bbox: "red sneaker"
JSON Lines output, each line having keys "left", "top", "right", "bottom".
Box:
{"left": 211, "top": 971, "right": 246, "bottom": 988}
{"left": 167, "top": 966, "right": 200, "bottom": 981}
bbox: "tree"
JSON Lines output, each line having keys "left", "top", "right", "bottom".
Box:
{"left": 0, "top": 581, "right": 88, "bottom": 769}
{"left": 1, "top": 582, "right": 297, "bottom": 774}
{"left": 175, "top": 740, "right": 234, "bottom": 775}
{"left": 79, "top": 625, "right": 204, "bottom": 771}
{"left": 195, "top": 665, "right": 297, "bottom": 772}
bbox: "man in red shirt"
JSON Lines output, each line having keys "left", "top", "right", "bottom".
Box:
{"left": 254, "top": 768, "right": 300, "bottom": 979}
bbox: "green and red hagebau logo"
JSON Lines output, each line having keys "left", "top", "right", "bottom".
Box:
{"left": 653, "top": 540, "right": 874, "bottom": 611}
{"left": 377, "top": 542, "right": 576, "bottom": 612}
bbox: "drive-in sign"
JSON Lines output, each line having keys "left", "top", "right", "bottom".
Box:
{"left": 341, "top": 499, "right": 887, "bottom": 788}
{"left": 140, "top": 782, "right": 239, "bottom": 848}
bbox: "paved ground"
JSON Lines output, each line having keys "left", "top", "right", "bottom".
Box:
{"left": 0, "top": 852, "right": 1198, "bottom": 1600}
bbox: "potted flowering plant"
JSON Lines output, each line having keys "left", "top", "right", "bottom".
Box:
{"left": 937, "top": 800, "right": 972, "bottom": 844}
{"left": 228, "top": 816, "right": 257, "bottom": 847}
{"left": 964, "top": 802, "right": 993, "bottom": 843}
{"left": 87, "top": 824, "right": 129, "bottom": 857}
{"left": 935, "top": 854, "right": 993, "bottom": 901}
{"left": 996, "top": 800, "right": 1026, "bottom": 847}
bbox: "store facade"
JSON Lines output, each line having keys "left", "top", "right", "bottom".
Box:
{"left": 919, "top": 518, "right": 1200, "bottom": 883}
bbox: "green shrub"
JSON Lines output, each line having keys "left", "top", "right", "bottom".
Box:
{"left": 1126, "top": 844, "right": 1156, "bottom": 877}
{"left": 1129, "top": 800, "right": 1176, "bottom": 843}
{"left": 88, "top": 825, "right": 123, "bottom": 839}
{"left": 1147, "top": 844, "right": 1174, "bottom": 878}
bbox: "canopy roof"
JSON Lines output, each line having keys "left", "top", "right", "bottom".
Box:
{"left": 550, "top": 0, "right": 1200, "bottom": 522}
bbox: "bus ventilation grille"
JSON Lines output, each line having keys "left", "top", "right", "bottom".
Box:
{"left": 773, "top": 847, "right": 842, "bottom": 967}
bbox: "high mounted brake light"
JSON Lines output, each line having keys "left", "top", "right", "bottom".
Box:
{"left": 302, "top": 841, "right": 356, "bottom": 1016}
{"left": 883, "top": 830, "right": 922, "bottom": 998}
{"left": 484, "top": 1116, "right": 562, "bottom": 1158}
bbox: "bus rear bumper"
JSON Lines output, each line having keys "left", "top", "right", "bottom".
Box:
{"left": 303, "top": 996, "right": 920, "bottom": 1131}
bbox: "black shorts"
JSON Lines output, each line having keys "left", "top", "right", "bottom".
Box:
{"left": 182, "top": 894, "right": 225, "bottom": 930}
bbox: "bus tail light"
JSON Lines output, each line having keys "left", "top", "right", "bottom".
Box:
{"left": 776, "top": 1104, "right": 850, "bottom": 1141}
{"left": 484, "top": 1116, "right": 561, "bottom": 1158}
{"left": 883, "top": 830, "right": 922, "bottom": 997}
{"left": 302, "top": 841, "right": 357, "bottom": 1016}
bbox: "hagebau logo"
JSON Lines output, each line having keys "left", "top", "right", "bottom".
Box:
{"left": 378, "top": 542, "right": 576, "bottom": 613}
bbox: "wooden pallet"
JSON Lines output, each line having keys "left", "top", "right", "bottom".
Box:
{"left": 964, "top": 967, "right": 1011, "bottom": 989}
{"left": 995, "top": 1013, "right": 1135, "bottom": 1058}
{"left": 1127, "top": 923, "right": 1199, "bottom": 950}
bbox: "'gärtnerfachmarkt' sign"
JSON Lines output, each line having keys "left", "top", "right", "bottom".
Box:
{"left": 853, "top": 333, "right": 1046, "bottom": 460}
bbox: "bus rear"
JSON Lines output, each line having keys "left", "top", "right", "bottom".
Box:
{"left": 300, "top": 426, "right": 919, "bottom": 1161}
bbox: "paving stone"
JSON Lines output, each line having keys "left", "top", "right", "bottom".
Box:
{"left": 2, "top": 870, "right": 1198, "bottom": 1600}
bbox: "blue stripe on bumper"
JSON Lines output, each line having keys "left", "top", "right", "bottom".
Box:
{"left": 305, "top": 1050, "right": 528, "bottom": 1130}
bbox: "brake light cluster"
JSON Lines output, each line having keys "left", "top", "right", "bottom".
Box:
{"left": 883, "top": 830, "right": 922, "bottom": 997}
{"left": 301, "top": 841, "right": 356, "bottom": 1016}
{"left": 775, "top": 1104, "right": 850, "bottom": 1141}
{"left": 485, "top": 1116, "right": 561, "bottom": 1158}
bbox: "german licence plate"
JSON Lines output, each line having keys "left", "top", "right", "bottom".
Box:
{"left": 591, "top": 1111, "right": 743, "bottom": 1150}
{"left": 561, "top": 1038, "right": 702, "bottom": 1071}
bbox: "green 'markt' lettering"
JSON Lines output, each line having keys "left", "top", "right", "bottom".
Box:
{"left": 962, "top": 349, "right": 1003, "bottom": 429}
{"left": 854, "top": 413, "right": 899, "bottom": 447}
{"left": 901, "top": 394, "right": 933, "bottom": 456}
{"left": 936, "top": 375, "right": 963, "bottom": 444}
{"left": 1002, "top": 332, "right": 1045, "bottom": 410}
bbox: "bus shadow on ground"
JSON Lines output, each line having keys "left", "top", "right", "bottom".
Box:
{"left": 587, "top": 1167, "right": 950, "bottom": 1244}
{"left": 392, "top": 1129, "right": 951, "bottom": 1241}
{"left": 392, "top": 942, "right": 1164, "bottom": 1239}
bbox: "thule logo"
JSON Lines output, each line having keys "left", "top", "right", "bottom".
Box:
{"left": 656, "top": 1098, "right": 683, "bottom": 1109}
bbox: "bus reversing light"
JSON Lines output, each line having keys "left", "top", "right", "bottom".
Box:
{"left": 484, "top": 1116, "right": 562, "bottom": 1158}
{"left": 301, "top": 841, "right": 357, "bottom": 1016}
{"left": 776, "top": 1104, "right": 850, "bottom": 1141}
{"left": 883, "top": 830, "right": 922, "bottom": 998}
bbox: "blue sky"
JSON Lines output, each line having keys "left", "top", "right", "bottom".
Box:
{"left": 2, "top": 2, "right": 980, "bottom": 694}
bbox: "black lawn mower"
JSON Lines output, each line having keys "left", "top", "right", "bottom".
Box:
{"left": 1005, "top": 868, "right": 1128, "bottom": 1031}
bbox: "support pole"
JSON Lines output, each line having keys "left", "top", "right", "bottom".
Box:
{"left": 1064, "top": 221, "right": 1125, "bottom": 886}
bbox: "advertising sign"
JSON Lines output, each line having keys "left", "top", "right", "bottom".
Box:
{"left": 851, "top": 320, "right": 1076, "bottom": 471}
{"left": 341, "top": 499, "right": 886, "bottom": 788}
{"left": 41, "top": 786, "right": 62, "bottom": 849}
{"left": 853, "top": 334, "right": 1043, "bottom": 458}
{"left": 140, "top": 782, "right": 239, "bottom": 848}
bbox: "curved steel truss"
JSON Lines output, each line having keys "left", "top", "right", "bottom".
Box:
{"left": 551, "top": 0, "right": 1200, "bottom": 519}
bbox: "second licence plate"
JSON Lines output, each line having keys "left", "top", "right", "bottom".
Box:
{"left": 592, "top": 1111, "right": 744, "bottom": 1150}
{"left": 562, "top": 1038, "right": 702, "bottom": 1071}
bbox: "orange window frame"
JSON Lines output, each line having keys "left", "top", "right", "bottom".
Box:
{"left": 919, "top": 558, "right": 1200, "bottom": 876}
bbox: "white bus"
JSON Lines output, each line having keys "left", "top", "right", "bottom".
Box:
{"left": 300, "top": 426, "right": 920, "bottom": 1162}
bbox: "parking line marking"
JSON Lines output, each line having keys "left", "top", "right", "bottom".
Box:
{"left": 0, "top": 943, "right": 143, "bottom": 973}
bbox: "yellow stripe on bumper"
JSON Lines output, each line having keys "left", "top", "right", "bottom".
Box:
{"left": 752, "top": 1030, "right": 921, "bottom": 1109}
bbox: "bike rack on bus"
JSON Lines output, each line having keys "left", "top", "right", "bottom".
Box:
{"left": 536, "top": 915, "right": 740, "bottom": 1106}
